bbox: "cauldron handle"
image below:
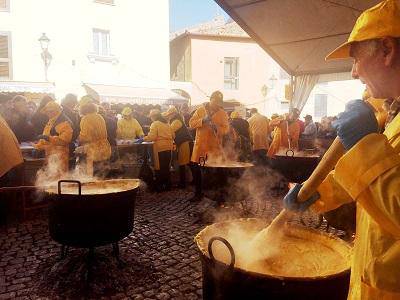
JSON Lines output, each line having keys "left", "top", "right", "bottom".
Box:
{"left": 286, "top": 149, "right": 295, "bottom": 157}
{"left": 199, "top": 155, "right": 208, "bottom": 167}
{"left": 58, "top": 180, "right": 82, "bottom": 195}
{"left": 208, "top": 236, "right": 235, "bottom": 269}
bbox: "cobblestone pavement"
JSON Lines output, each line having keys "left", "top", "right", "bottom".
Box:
{"left": 0, "top": 167, "right": 346, "bottom": 299}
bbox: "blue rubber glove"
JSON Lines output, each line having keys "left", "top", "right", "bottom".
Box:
{"left": 332, "top": 99, "right": 378, "bottom": 150}
{"left": 283, "top": 183, "right": 320, "bottom": 212}
{"left": 36, "top": 135, "right": 49, "bottom": 142}
{"left": 135, "top": 137, "right": 144, "bottom": 144}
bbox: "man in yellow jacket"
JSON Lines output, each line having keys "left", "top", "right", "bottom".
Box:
{"left": 77, "top": 100, "right": 111, "bottom": 176}
{"left": 247, "top": 108, "right": 269, "bottom": 164}
{"left": 117, "top": 107, "right": 144, "bottom": 140}
{"left": 190, "top": 91, "right": 229, "bottom": 163}
{"left": 34, "top": 101, "right": 73, "bottom": 175}
{"left": 189, "top": 91, "right": 229, "bottom": 201}
{"left": 283, "top": 1, "right": 400, "bottom": 299}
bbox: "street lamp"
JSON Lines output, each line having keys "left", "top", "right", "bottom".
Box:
{"left": 38, "top": 33, "right": 52, "bottom": 81}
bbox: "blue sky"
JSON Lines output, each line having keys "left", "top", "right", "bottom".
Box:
{"left": 169, "top": 0, "right": 229, "bottom": 33}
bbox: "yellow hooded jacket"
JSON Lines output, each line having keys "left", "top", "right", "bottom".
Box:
{"left": 248, "top": 113, "right": 270, "bottom": 151}
{"left": 35, "top": 112, "right": 73, "bottom": 173}
{"left": 0, "top": 115, "right": 23, "bottom": 178}
{"left": 189, "top": 105, "right": 229, "bottom": 163}
{"left": 313, "top": 112, "right": 400, "bottom": 300}
{"left": 170, "top": 118, "right": 191, "bottom": 166}
{"left": 144, "top": 120, "right": 174, "bottom": 170}
{"left": 268, "top": 118, "right": 300, "bottom": 157}
{"left": 117, "top": 118, "right": 144, "bottom": 140}
{"left": 79, "top": 112, "right": 111, "bottom": 175}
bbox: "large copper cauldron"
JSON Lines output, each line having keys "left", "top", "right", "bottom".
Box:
{"left": 46, "top": 179, "right": 139, "bottom": 251}
{"left": 199, "top": 156, "right": 254, "bottom": 204}
{"left": 269, "top": 150, "right": 321, "bottom": 183}
{"left": 195, "top": 218, "right": 351, "bottom": 300}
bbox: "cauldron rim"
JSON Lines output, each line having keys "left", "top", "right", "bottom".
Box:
{"left": 200, "top": 163, "right": 254, "bottom": 169}
{"left": 195, "top": 218, "right": 352, "bottom": 281}
{"left": 45, "top": 178, "right": 140, "bottom": 195}
{"left": 197, "top": 248, "right": 351, "bottom": 282}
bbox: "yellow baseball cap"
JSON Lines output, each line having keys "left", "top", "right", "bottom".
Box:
{"left": 121, "top": 107, "right": 132, "bottom": 116}
{"left": 161, "top": 105, "right": 178, "bottom": 118}
{"left": 230, "top": 111, "right": 240, "bottom": 119}
{"left": 326, "top": 0, "right": 400, "bottom": 60}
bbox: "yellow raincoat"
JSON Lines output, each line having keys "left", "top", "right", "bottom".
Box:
{"left": 170, "top": 119, "right": 190, "bottom": 166}
{"left": 144, "top": 120, "right": 174, "bottom": 170}
{"left": 313, "top": 112, "right": 400, "bottom": 300}
{"left": 0, "top": 115, "right": 23, "bottom": 178}
{"left": 248, "top": 113, "right": 269, "bottom": 151}
{"left": 366, "top": 97, "right": 388, "bottom": 131}
{"left": 79, "top": 112, "right": 111, "bottom": 175}
{"left": 35, "top": 112, "right": 73, "bottom": 173}
{"left": 189, "top": 105, "right": 229, "bottom": 163}
{"left": 116, "top": 118, "right": 144, "bottom": 140}
{"left": 268, "top": 118, "right": 300, "bottom": 157}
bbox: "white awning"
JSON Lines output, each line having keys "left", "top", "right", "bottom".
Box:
{"left": 0, "top": 81, "right": 55, "bottom": 94}
{"left": 215, "top": 0, "right": 380, "bottom": 76}
{"left": 83, "top": 83, "right": 188, "bottom": 105}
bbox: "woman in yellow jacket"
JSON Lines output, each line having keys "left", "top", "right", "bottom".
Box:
{"left": 144, "top": 109, "right": 174, "bottom": 192}
{"left": 77, "top": 101, "right": 111, "bottom": 176}
{"left": 117, "top": 107, "right": 144, "bottom": 140}
{"left": 162, "top": 106, "right": 193, "bottom": 188}
{"left": 34, "top": 101, "right": 73, "bottom": 175}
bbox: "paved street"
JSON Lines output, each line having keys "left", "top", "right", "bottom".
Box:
{"left": 0, "top": 169, "right": 344, "bottom": 300}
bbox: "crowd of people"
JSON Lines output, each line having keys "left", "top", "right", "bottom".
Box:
{"left": 0, "top": 90, "right": 340, "bottom": 193}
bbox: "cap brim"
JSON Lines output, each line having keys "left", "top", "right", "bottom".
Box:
{"left": 325, "top": 41, "right": 352, "bottom": 61}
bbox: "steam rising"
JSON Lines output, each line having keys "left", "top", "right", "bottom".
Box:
{"left": 199, "top": 219, "right": 350, "bottom": 278}
{"left": 35, "top": 153, "right": 97, "bottom": 188}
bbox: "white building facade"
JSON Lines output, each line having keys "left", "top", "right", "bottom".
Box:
{"left": 0, "top": 0, "right": 175, "bottom": 102}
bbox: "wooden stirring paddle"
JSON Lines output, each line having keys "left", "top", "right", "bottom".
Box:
{"left": 267, "top": 137, "right": 346, "bottom": 232}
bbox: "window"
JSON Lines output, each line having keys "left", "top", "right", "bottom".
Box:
{"left": 0, "top": 0, "right": 9, "bottom": 11}
{"left": 224, "top": 57, "right": 239, "bottom": 90}
{"left": 0, "top": 33, "right": 11, "bottom": 79}
{"left": 314, "top": 94, "right": 328, "bottom": 118}
{"left": 94, "top": 0, "right": 114, "bottom": 4}
{"left": 93, "top": 29, "right": 111, "bottom": 56}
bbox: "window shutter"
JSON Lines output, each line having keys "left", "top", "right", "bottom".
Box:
{"left": 0, "top": 35, "right": 8, "bottom": 58}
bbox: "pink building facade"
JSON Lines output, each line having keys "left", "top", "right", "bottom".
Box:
{"left": 170, "top": 19, "right": 285, "bottom": 115}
